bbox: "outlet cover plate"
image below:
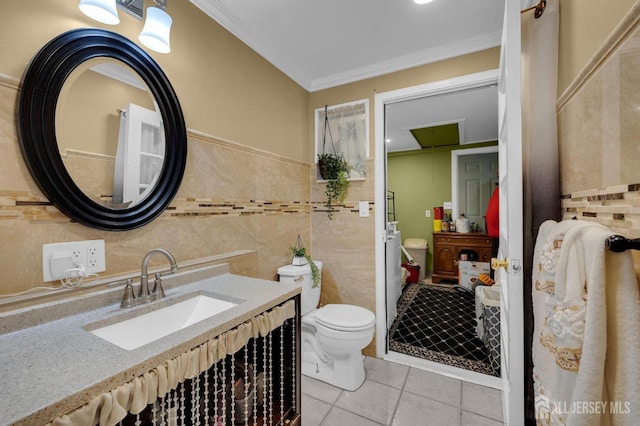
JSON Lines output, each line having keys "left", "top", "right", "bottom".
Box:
{"left": 359, "top": 201, "right": 370, "bottom": 217}
{"left": 42, "top": 239, "right": 106, "bottom": 282}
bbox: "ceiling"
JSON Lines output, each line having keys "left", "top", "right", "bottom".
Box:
{"left": 385, "top": 83, "right": 499, "bottom": 152}
{"left": 189, "top": 0, "right": 532, "bottom": 152}
{"left": 190, "top": 0, "right": 506, "bottom": 92}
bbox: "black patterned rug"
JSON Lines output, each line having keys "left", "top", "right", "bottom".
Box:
{"left": 389, "top": 282, "right": 498, "bottom": 377}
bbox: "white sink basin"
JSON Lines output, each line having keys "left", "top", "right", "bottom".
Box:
{"left": 90, "top": 294, "right": 237, "bottom": 350}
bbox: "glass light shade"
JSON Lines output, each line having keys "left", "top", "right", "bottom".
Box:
{"left": 414, "top": 0, "right": 434, "bottom": 4}
{"left": 78, "top": 0, "right": 120, "bottom": 25}
{"left": 139, "top": 7, "right": 172, "bottom": 54}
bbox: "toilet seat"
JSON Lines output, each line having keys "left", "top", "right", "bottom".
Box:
{"left": 314, "top": 304, "right": 375, "bottom": 332}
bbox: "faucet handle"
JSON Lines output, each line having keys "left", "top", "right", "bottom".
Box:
{"left": 152, "top": 272, "right": 165, "bottom": 299}
{"left": 120, "top": 278, "right": 136, "bottom": 308}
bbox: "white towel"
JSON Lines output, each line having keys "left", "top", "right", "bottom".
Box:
{"left": 532, "top": 220, "right": 640, "bottom": 426}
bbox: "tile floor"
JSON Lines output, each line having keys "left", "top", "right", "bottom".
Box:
{"left": 301, "top": 356, "right": 504, "bottom": 426}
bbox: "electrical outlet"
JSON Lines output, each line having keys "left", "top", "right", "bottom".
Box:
{"left": 425, "top": 210, "right": 431, "bottom": 218}
{"left": 84, "top": 240, "right": 105, "bottom": 273}
{"left": 42, "top": 240, "right": 106, "bottom": 282}
{"left": 72, "top": 249, "right": 82, "bottom": 262}
{"left": 86, "top": 241, "right": 106, "bottom": 270}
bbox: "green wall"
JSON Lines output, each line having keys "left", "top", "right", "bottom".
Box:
{"left": 387, "top": 142, "right": 496, "bottom": 272}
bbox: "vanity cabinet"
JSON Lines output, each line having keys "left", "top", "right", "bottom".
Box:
{"left": 432, "top": 232, "right": 493, "bottom": 283}
{"left": 0, "top": 264, "right": 302, "bottom": 426}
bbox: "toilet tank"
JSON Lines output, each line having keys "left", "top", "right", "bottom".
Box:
{"left": 277, "top": 261, "right": 322, "bottom": 315}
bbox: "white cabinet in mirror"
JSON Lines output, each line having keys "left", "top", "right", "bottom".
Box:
{"left": 56, "top": 58, "right": 165, "bottom": 210}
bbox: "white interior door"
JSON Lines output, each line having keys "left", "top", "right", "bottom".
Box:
{"left": 458, "top": 152, "right": 499, "bottom": 230}
{"left": 498, "top": 0, "right": 525, "bottom": 424}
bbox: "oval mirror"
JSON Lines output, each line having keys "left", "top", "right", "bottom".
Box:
{"left": 18, "top": 28, "right": 186, "bottom": 231}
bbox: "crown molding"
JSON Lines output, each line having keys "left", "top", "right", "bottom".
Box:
{"left": 309, "top": 31, "right": 502, "bottom": 92}
{"left": 191, "top": 0, "right": 501, "bottom": 92}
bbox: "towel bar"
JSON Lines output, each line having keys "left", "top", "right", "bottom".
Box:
{"left": 605, "top": 234, "right": 640, "bottom": 252}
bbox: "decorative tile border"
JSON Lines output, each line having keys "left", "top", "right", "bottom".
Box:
{"left": 561, "top": 183, "right": 640, "bottom": 236}
{"left": 1, "top": 73, "right": 373, "bottom": 223}
{"left": 168, "top": 199, "right": 310, "bottom": 217}
{"left": 0, "top": 191, "right": 64, "bottom": 222}
{"left": 311, "top": 201, "right": 373, "bottom": 216}
{"left": 0, "top": 193, "right": 376, "bottom": 223}
{"left": 0, "top": 178, "right": 314, "bottom": 224}
{"left": 0, "top": 193, "right": 312, "bottom": 223}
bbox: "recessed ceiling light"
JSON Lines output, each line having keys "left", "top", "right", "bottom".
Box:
{"left": 414, "top": 0, "right": 434, "bottom": 4}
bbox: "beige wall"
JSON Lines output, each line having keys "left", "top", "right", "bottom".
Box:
{"left": 0, "top": 0, "right": 311, "bottom": 299}
{"left": 558, "top": 4, "right": 640, "bottom": 234}
{"left": 308, "top": 48, "right": 501, "bottom": 355}
{"left": 558, "top": 0, "right": 638, "bottom": 96}
{"left": 557, "top": 3, "right": 640, "bottom": 273}
{"left": 9, "top": 0, "right": 635, "bottom": 359}
{"left": 58, "top": 64, "right": 155, "bottom": 157}
{"left": 1, "top": 76, "right": 312, "bottom": 298}
{"left": 0, "top": 0, "right": 309, "bottom": 161}
{"left": 0, "top": 0, "right": 501, "bottom": 361}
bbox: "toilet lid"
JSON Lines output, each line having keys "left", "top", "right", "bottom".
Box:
{"left": 314, "top": 304, "right": 375, "bottom": 331}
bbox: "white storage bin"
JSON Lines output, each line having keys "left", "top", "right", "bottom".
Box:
{"left": 404, "top": 238, "right": 428, "bottom": 281}
{"left": 475, "top": 285, "right": 501, "bottom": 375}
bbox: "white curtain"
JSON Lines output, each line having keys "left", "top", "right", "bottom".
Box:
{"left": 318, "top": 101, "right": 368, "bottom": 178}
{"left": 520, "top": 0, "right": 561, "bottom": 423}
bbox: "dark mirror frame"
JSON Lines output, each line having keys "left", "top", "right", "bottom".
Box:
{"left": 18, "top": 28, "right": 187, "bottom": 231}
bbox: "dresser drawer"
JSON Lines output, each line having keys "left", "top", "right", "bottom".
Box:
{"left": 431, "top": 232, "right": 494, "bottom": 283}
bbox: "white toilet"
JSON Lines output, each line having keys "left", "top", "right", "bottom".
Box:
{"left": 278, "top": 261, "right": 375, "bottom": 391}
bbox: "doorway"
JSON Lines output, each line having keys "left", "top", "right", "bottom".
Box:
{"left": 374, "top": 69, "right": 502, "bottom": 389}
{"left": 451, "top": 146, "right": 499, "bottom": 225}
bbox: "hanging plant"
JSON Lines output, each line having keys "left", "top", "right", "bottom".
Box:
{"left": 318, "top": 105, "right": 350, "bottom": 219}
{"left": 289, "top": 235, "right": 320, "bottom": 287}
{"left": 308, "top": 257, "right": 320, "bottom": 288}
{"left": 324, "top": 163, "right": 349, "bottom": 219}
{"left": 289, "top": 234, "right": 308, "bottom": 265}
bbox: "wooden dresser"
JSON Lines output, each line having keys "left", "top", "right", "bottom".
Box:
{"left": 432, "top": 232, "right": 494, "bottom": 283}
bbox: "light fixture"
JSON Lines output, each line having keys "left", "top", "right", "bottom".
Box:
{"left": 414, "top": 0, "right": 434, "bottom": 4}
{"left": 78, "top": 0, "right": 172, "bottom": 54}
{"left": 138, "top": 2, "right": 172, "bottom": 54}
{"left": 78, "top": 0, "right": 120, "bottom": 25}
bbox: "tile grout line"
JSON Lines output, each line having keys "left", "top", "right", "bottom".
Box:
{"left": 384, "top": 368, "right": 411, "bottom": 426}
{"left": 304, "top": 359, "right": 503, "bottom": 425}
{"left": 459, "top": 380, "right": 464, "bottom": 426}
{"left": 325, "top": 383, "right": 388, "bottom": 425}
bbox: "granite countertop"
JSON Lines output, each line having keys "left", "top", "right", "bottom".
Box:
{"left": 0, "top": 263, "right": 300, "bottom": 425}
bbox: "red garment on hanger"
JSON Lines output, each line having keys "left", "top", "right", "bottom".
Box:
{"left": 486, "top": 185, "right": 499, "bottom": 238}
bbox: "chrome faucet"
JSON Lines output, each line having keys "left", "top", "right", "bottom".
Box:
{"left": 137, "top": 248, "right": 178, "bottom": 304}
